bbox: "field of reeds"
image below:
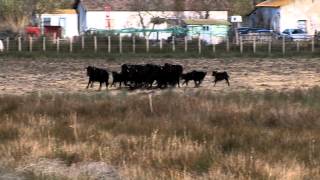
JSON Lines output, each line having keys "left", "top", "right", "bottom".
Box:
{"left": 1, "top": 88, "right": 320, "bottom": 179}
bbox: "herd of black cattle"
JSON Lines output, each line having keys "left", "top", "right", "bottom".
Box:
{"left": 86, "top": 63, "right": 230, "bottom": 90}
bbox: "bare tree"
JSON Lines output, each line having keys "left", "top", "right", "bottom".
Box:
{"left": 187, "top": 0, "right": 230, "bottom": 18}
{"left": 0, "top": 0, "right": 71, "bottom": 32}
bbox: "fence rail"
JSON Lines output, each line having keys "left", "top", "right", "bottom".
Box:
{"left": 0, "top": 35, "right": 319, "bottom": 55}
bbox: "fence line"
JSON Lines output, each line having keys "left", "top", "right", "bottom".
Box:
{"left": 1, "top": 35, "right": 319, "bottom": 55}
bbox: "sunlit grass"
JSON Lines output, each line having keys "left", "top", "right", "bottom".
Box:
{"left": 1, "top": 88, "right": 320, "bottom": 179}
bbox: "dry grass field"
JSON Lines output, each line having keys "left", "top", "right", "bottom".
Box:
{"left": 1, "top": 57, "right": 320, "bottom": 179}
{"left": 1, "top": 58, "right": 320, "bottom": 94}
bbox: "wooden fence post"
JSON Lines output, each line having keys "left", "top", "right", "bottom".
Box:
{"left": 146, "top": 37, "right": 149, "bottom": 53}
{"left": 6, "top": 37, "right": 9, "bottom": 51}
{"left": 94, "top": 36, "right": 97, "bottom": 53}
{"left": 172, "top": 36, "right": 175, "bottom": 52}
{"left": 184, "top": 36, "right": 188, "bottom": 52}
{"left": 160, "top": 38, "right": 163, "bottom": 50}
{"left": 57, "top": 37, "right": 60, "bottom": 52}
{"left": 253, "top": 36, "right": 256, "bottom": 54}
{"left": 53, "top": 33, "right": 57, "bottom": 44}
{"left": 18, "top": 37, "right": 22, "bottom": 52}
{"left": 282, "top": 36, "right": 285, "bottom": 55}
{"left": 29, "top": 36, "right": 33, "bottom": 52}
{"left": 69, "top": 37, "right": 73, "bottom": 53}
{"left": 198, "top": 36, "right": 201, "bottom": 54}
{"left": 240, "top": 36, "right": 243, "bottom": 54}
{"left": 268, "top": 37, "right": 272, "bottom": 55}
{"left": 119, "top": 35, "right": 122, "bottom": 54}
{"left": 81, "top": 36, "right": 85, "bottom": 50}
{"left": 108, "top": 36, "right": 111, "bottom": 53}
{"left": 212, "top": 37, "right": 216, "bottom": 53}
{"left": 133, "top": 35, "right": 136, "bottom": 53}
{"left": 42, "top": 36, "right": 46, "bottom": 51}
{"left": 226, "top": 36, "right": 230, "bottom": 52}
{"left": 312, "top": 36, "right": 315, "bottom": 53}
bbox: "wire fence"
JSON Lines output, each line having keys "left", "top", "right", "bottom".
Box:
{"left": 0, "top": 35, "right": 319, "bottom": 55}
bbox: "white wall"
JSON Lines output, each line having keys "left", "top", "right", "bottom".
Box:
{"left": 86, "top": 12, "right": 107, "bottom": 30}
{"left": 279, "top": 0, "right": 320, "bottom": 34}
{"left": 86, "top": 11, "right": 228, "bottom": 30}
{"left": 41, "top": 13, "right": 79, "bottom": 38}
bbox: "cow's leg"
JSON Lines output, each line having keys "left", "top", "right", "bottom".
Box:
{"left": 86, "top": 80, "right": 91, "bottom": 89}
{"left": 99, "top": 82, "right": 102, "bottom": 91}
{"left": 199, "top": 80, "right": 203, "bottom": 87}
{"left": 196, "top": 81, "right": 200, "bottom": 87}
{"left": 105, "top": 81, "right": 109, "bottom": 90}
{"left": 194, "top": 80, "right": 198, "bottom": 88}
{"left": 213, "top": 81, "right": 217, "bottom": 87}
{"left": 226, "top": 79, "right": 230, "bottom": 86}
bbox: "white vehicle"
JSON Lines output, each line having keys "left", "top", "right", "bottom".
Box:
{"left": 281, "top": 29, "right": 311, "bottom": 41}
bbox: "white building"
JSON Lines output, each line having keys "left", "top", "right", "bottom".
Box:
{"left": 74, "top": 0, "right": 228, "bottom": 39}
{"left": 41, "top": 9, "right": 79, "bottom": 38}
{"left": 248, "top": 0, "right": 320, "bottom": 35}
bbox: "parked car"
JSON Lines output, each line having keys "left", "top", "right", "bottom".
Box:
{"left": 280, "top": 29, "right": 311, "bottom": 41}
{"left": 237, "top": 27, "right": 274, "bottom": 43}
{"left": 237, "top": 27, "right": 273, "bottom": 35}
{"left": 237, "top": 27, "right": 250, "bottom": 35}
{"left": 0, "top": 30, "right": 19, "bottom": 40}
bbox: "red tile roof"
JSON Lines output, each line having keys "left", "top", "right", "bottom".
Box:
{"left": 256, "top": 0, "right": 292, "bottom": 7}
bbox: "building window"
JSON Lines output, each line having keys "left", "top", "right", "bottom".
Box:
{"left": 43, "top": 18, "right": 51, "bottom": 26}
{"left": 297, "top": 20, "right": 307, "bottom": 32}
{"left": 202, "top": 26, "right": 209, "bottom": 31}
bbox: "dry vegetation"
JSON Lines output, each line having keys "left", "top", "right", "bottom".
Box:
{"left": 1, "top": 58, "right": 320, "bottom": 95}
{"left": 1, "top": 88, "right": 320, "bottom": 179}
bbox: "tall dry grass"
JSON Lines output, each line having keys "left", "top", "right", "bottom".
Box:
{"left": 1, "top": 88, "right": 320, "bottom": 179}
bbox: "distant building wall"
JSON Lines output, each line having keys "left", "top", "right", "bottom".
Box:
{"left": 279, "top": 0, "right": 320, "bottom": 34}
{"left": 41, "top": 13, "right": 79, "bottom": 38}
{"left": 82, "top": 11, "right": 228, "bottom": 31}
{"left": 248, "top": 8, "right": 280, "bottom": 31}
{"left": 248, "top": 0, "right": 320, "bottom": 34}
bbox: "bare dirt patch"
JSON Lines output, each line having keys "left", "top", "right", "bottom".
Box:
{"left": 1, "top": 58, "right": 320, "bottom": 95}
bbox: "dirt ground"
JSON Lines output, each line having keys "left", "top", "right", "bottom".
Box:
{"left": 1, "top": 57, "right": 320, "bottom": 95}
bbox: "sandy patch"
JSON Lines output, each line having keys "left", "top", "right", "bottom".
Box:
{"left": 0, "top": 58, "right": 320, "bottom": 95}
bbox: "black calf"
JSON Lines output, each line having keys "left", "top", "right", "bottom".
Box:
{"left": 111, "top": 71, "right": 124, "bottom": 87}
{"left": 181, "top": 70, "right": 207, "bottom": 87}
{"left": 212, "top": 71, "right": 230, "bottom": 86}
{"left": 86, "top": 66, "right": 109, "bottom": 90}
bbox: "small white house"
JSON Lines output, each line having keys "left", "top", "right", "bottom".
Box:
{"left": 248, "top": 0, "right": 320, "bottom": 35}
{"left": 41, "top": 9, "right": 79, "bottom": 38}
{"left": 74, "top": 0, "right": 229, "bottom": 39}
